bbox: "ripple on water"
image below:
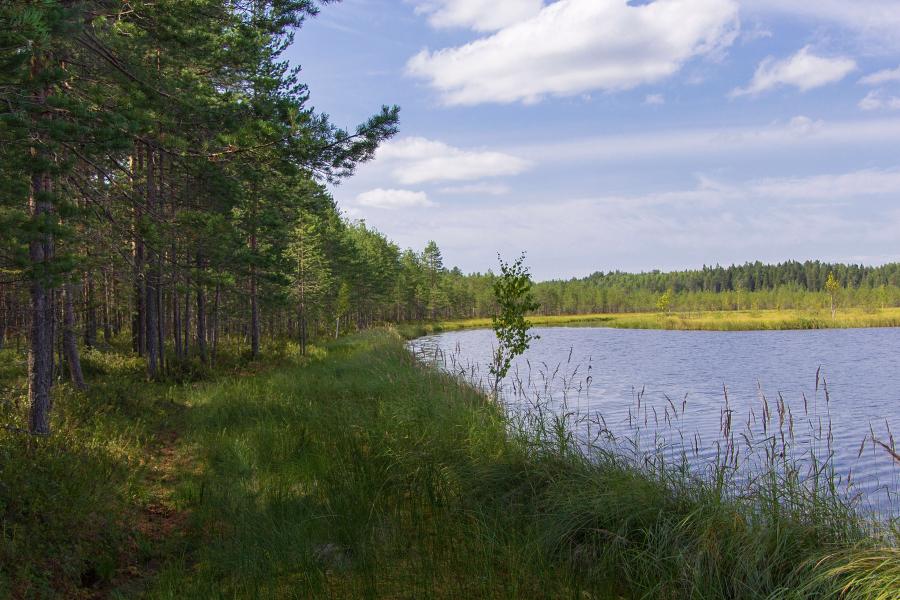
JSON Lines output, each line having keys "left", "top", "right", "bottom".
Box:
{"left": 410, "top": 326, "right": 900, "bottom": 516}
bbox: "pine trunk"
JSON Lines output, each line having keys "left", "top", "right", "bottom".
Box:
{"left": 28, "top": 170, "right": 55, "bottom": 435}
{"left": 63, "top": 283, "right": 87, "bottom": 390}
{"left": 211, "top": 283, "right": 220, "bottom": 360}
{"left": 196, "top": 254, "right": 207, "bottom": 362}
{"left": 250, "top": 231, "right": 260, "bottom": 358}
{"left": 84, "top": 271, "right": 97, "bottom": 348}
{"left": 27, "top": 59, "right": 55, "bottom": 435}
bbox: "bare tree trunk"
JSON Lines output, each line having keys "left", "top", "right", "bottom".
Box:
{"left": 157, "top": 264, "right": 164, "bottom": 372}
{"left": 0, "top": 286, "right": 7, "bottom": 351}
{"left": 83, "top": 271, "right": 97, "bottom": 349}
{"left": 211, "top": 283, "right": 220, "bottom": 361}
{"left": 173, "top": 284, "right": 182, "bottom": 361}
{"left": 196, "top": 254, "right": 207, "bottom": 363}
{"left": 250, "top": 232, "right": 260, "bottom": 358}
{"left": 145, "top": 146, "right": 159, "bottom": 378}
{"left": 63, "top": 283, "right": 87, "bottom": 390}
{"left": 55, "top": 290, "right": 63, "bottom": 380}
{"left": 27, "top": 59, "right": 56, "bottom": 434}
{"left": 146, "top": 273, "right": 158, "bottom": 377}
{"left": 299, "top": 304, "right": 307, "bottom": 356}
{"left": 132, "top": 145, "right": 146, "bottom": 356}
{"left": 28, "top": 170, "right": 55, "bottom": 434}
{"left": 183, "top": 286, "right": 191, "bottom": 358}
{"left": 102, "top": 268, "right": 112, "bottom": 344}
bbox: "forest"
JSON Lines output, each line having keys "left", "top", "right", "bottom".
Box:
{"left": 2, "top": 0, "right": 898, "bottom": 440}
{"left": 0, "top": 0, "right": 409, "bottom": 435}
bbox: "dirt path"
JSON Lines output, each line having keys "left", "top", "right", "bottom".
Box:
{"left": 94, "top": 423, "right": 194, "bottom": 599}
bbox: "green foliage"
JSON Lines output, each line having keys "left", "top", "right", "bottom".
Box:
{"left": 489, "top": 254, "right": 540, "bottom": 393}
{"left": 115, "top": 332, "right": 900, "bottom": 598}
{"left": 825, "top": 272, "right": 842, "bottom": 319}
{"left": 656, "top": 289, "right": 672, "bottom": 313}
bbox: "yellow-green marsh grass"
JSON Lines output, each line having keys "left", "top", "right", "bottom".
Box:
{"left": 401, "top": 306, "right": 900, "bottom": 337}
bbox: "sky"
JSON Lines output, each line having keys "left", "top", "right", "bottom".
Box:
{"left": 287, "top": 0, "right": 900, "bottom": 280}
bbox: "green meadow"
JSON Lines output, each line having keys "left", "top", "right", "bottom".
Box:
{"left": 2, "top": 331, "right": 898, "bottom": 598}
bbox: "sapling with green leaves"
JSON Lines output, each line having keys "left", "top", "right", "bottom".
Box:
{"left": 490, "top": 253, "right": 540, "bottom": 400}
{"left": 825, "top": 272, "right": 841, "bottom": 320}
{"left": 656, "top": 289, "right": 672, "bottom": 314}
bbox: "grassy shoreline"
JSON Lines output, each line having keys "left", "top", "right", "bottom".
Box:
{"left": 3, "top": 331, "right": 899, "bottom": 598}
{"left": 399, "top": 307, "right": 900, "bottom": 338}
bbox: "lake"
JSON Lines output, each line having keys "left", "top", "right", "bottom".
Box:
{"left": 409, "top": 326, "right": 900, "bottom": 516}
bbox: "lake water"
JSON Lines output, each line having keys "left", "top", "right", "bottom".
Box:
{"left": 409, "top": 326, "right": 900, "bottom": 516}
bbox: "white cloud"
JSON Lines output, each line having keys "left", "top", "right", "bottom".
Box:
{"left": 743, "top": 1, "right": 900, "bottom": 50}
{"left": 376, "top": 137, "right": 531, "bottom": 185}
{"left": 407, "top": 0, "right": 739, "bottom": 106}
{"left": 355, "top": 188, "right": 435, "bottom": 210}
{"left": 731, "top": 46, "right": 856, "bottom": 97}
{"left": 345, "top": 170, "right": 900, "bottom": 278}
{"left": 644, "top": 93, "right": 665, "bottom": 105}
{"left": 437, "top": 182, "right": 511, "bottom": 196}
{"left": 786, "top": 115, "right": 823, "bottom": 136}
{"left": 411, "top": 0, "right": 544, "bottom": 32}
{"left": 508, "top": 115, "right": 900, "bottom": 165}
{"left": 860, "top": 66, "right": 900, "bottom": 86}
{"left": 859, "top": 90, "right": 900, "bottom": 111}
{"left": 739, "top": 21, "right": 772, "bottom": 44}
{"left": 749, "top": 169, "right": 900, "bottom": 199}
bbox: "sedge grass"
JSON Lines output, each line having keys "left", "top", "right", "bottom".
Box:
{"left": 146, "top": 330, "right": 896, "bottom": 598}
{"left": 3, "top": 331, "right": 899, "bottom": 598}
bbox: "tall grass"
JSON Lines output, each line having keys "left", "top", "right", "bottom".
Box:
{"left": 145, "top": 330, "right": 897, "bottom": 598}
{"left": 3, "top": 332, "right": 898, "bottom": 597}
{"left": 0, "top": 337, "right": 291, "bottom": 598}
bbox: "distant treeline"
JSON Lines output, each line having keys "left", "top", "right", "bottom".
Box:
{"left": 577, "top": 261, "right": 900, "bottom": 294}
{"left": 531, "top": 261, "right": 900, "bottom": 315}
{"left": 406, "top": 258, "right": 900, "bottom": 320}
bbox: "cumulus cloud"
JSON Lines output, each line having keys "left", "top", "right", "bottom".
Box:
{"left": 860, "top": 66, "right": 900, "bottom": 86}
{"left": 376, "top": 137, "right": 531, "bottom": 185}
{"left": 731, "top": 46, "right": 856, "bottom": 97}
{"left": 407, "top": 0, "right": 739, "bottom": 106}
{"left": 858, "top": 90, "right": 900, "bottom": 111}
{"left": 411, "top": 0, "right": 544, "bottom": 32}
{"left": 355, "top": 189, "right": 435, "bottom": 210}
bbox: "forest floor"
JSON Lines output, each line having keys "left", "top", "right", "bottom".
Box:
{"left": 1, "top": 331, "right": 898, "bottom": 598}
{"left": 402, "top": 306, "right": 900, "bottom": 337}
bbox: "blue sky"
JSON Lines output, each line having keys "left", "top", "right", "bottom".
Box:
{"left": 287, "top": 0, "right": 900, "bottom": 280}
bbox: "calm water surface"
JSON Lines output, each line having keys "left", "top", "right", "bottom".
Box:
{"left": 410, "top": 327, "right": 900, "bottom": 515}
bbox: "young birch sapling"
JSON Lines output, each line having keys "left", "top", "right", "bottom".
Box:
{"left": 490, "top": 253, "right": 540, "bottom": 400}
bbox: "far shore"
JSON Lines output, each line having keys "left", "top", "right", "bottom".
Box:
{"left": 399, "top": 307, "right": 900, "bottom": 337}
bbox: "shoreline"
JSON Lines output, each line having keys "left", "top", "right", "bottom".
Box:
{"left": 399, "top": 307, "right": 900, "bottom": 338}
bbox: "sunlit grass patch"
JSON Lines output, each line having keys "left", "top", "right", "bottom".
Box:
{"left": 402, "top": 307, "right": 900, "bottom": 337}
